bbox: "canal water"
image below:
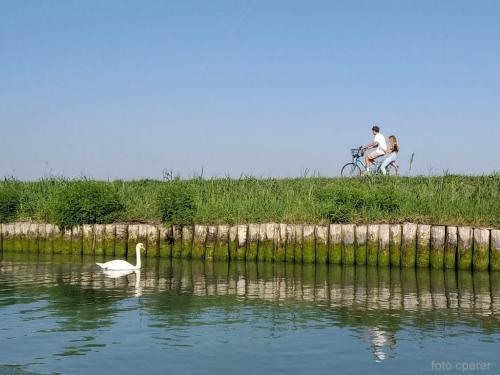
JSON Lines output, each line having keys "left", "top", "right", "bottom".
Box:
{"left": 1, "top": 252, "right": 499, "bottom": 375}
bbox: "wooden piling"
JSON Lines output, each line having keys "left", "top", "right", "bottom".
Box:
{"left": 285, "top": 224, "right": 295, "bottom": 263}
{"left": 389, "top": 224, "right": 402, "bottom": 267}
{"left": 229, "top": 225, "right": 238, "bottom": 260}
{"left": 205, "top": 225, "right": 218, "bottom": 261}
{"left": 473, "top": 228, "right": 490, "bottom": 271}
{"left": 457, "top": 227, "right": 473, "bottom": 270}
{"left": 104, "top": 224, "right": 116, "bottom": 257}
{"left": 127, "top": 224, "right": 139, "bottom": 258}
{"left": 275, "top": 224, "right": 287, "bottom": 262}
{"left": 181, "top": 225, "right": 193, "bottom": 259}
{"left": 171, "top": 225, "right": 183, "bottom": 258}
{"left": 401, "top": 223, "right": 417, "bottom": 267}
{"left": 416, "top": 224, "right": 431, "bottom": 268}
{"left": 2, "top": 223, "right": 15, "bottom": 252}
{"left": 192, "top": 225, "right": 207, "bottom": 259}
{"left": 355, "top": 225, "right": 367, "bottom": 265}
{"left": 71, "top": 225, "right": 82, "bottom": 256}
{"left": 367, "top": 224, "right": 379, "bottom": 266}
{"left": 214, "top": 224, "right": 229, "bottom": 261}
{"left": 445, "top": 226, "right": 457, "bottom": 269}
{"left": 236, "top": 225, "right": 248, "bottom": 261}
{"left": 115, "top": 224, "right": 127, "bottom": 257}
{"left": 52, "top": 225, "right": 63, "bottom": 254}
{"left": 430, "top": 226, "right": 445, "bottom": 269}
{"left": 491, "top": 230, "right": 500, "bottom": 271}
{"left": 146, "top": 224, "right": 159, "bottom": 257}
{"left": 158, "top": 225, "right": 172, "bottom": 258}
{"left": 38, "top": 223, "right": 48, "bottom": 254}
{"left": 82, "top": 224, "right": 94, "bottom": 255}
{"left": 378, "top": 224, "right": 390, "bottom": 267}
{"left": 315, "top": 225, "right": 328, "bottom": 264}
{"left": 302, "top": 225, "right": 315, "bottom": 263}
{"left": 342, "top": 224, "right": 355, "bottom": 265}
{"left": 328, "top": 224, "right": 342, "bottom": 264}
{"left": 94, "top": 224, "right": 105, "bottom": 256}
{"left": 27, "top": 223, "right": 39, "bottom": 253}
{"left": 293, "top": 225, "right": 303, "bottom": 263}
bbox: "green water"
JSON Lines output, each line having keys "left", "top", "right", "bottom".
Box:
{"left": 1, "top": 252, "right": 499, "bottom": 375}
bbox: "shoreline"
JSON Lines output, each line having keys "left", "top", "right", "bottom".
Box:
{"left": 1, "top": 221, "right": 499, "bottom": 271}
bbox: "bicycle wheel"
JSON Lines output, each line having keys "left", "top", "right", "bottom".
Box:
{"left": 341, "top": 163, "right": 362, "bottom": 177}
{"left": 386, "top": 163, "right": 399, "bottom": 176}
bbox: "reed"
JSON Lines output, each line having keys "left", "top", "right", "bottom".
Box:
{"left": 1, "top": 174, "right": 498, "bottom": 227}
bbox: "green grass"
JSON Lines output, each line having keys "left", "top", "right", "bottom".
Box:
{"left": 1, "top": 174, "right": 499, "bottom": 227}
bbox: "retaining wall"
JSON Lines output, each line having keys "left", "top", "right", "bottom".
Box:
{"left": 1, "top": 222, "right": 499, "bottom": 270}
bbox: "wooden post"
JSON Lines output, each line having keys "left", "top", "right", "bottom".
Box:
{"left": 71, "top": 225, "right": 83, "bottom": 256}
{"left": 430, "top": 226, "right": 445, "bottom": 269}
{"left": 38, "top": 223, "right": 48, "bottom": 254}
{"left": 104, "top": 224, "right": 116, "bottom": 257}
{"left": 158, "top": 225, "right": 172, "bottom": 258}
{"left": 315, "top": 225, "right": 328, "bottom": 264}
{"left": 205, "top": 225, "right": 218, "bottom": 261}
{"left": 181, "top": 225, "right": 193, "bottom": 259}
{"left": 229, "top": 225, "right": 238, "bottom": 260}
{"left": 416, "top": 224, "right": 431, "bottom": 268}
{"left": 328, "top": 224, "right": 342, "bottom": 264}
{"left": 401, "top": 223, "right": 417, "bottom": 268}
{"left": 275, "top": 224, "right": 287, "bottom": 262}
{"left": 445, "top": 226, "right": 457, "bottom": 269}
{"left": 389, "top": 224, "right": 402, "bottom": 267}
{"left": 342, "top": 224, "right": 355, "bottom": 265}
{"left": 236, "top": 224, "right": 248, "bottom": 261}
{"left": 285, "top": 224, "right": 295, "bottom": 263}
{"left": 457, "top": 227, "right": 473, "bottom": 270}
{"left": 355, "top": 225, "right": 367, "bottom": 265}
{"left": 293, "top": 225, "right": 303, "bottom": 263}
{"left": 473, "top": 228, "right": 490, "bottom": 271}
{"left": 491, "top": 230, "right": 500, "bottom": 271}
{"left": 366, "top": 224, "right": 379, "bottom": 266}
{"left": 52, "top": 225, "right": 63, "bottom": 254}
{"left": 94, "top": 224, "right": 105, "bottom": 256}
{"left": 1, "top": 223, "right": 15, "bottom": 252}
{"left": 146, "top": 224, "right": 159, "bottom": 257}
{"left": 302, "top": 225, "right": 315, "bottom": 263}
{"left": 214, "top": 224, "right": 229, "bottom": 261}
{"left": 27, "top": 223, "right": 39, "bottom": 253}
{"left": 115, "top": 224, "right": 128, "bottom": 257}
{"left": 378, "top": 224, "right": 390, "bottom": 267}
{"left": 127, "top": 224, "right": 139, "bottom": 258}
{"left": 192, "top": 225, "right": 207, "bottom": 259}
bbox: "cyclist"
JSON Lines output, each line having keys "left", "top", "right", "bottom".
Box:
{"left": 380, "top": 135, "right": 399, "bottom": 175}
{"left": 363, "top": 126, "right": 387, "bottom": 173}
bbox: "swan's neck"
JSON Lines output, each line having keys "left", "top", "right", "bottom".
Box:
{"left": 135, "top": 248, "right": 142, "bottom": 269}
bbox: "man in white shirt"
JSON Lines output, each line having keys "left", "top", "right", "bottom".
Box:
{"left": 363, "top": 126, "right": 387, "bottom": 171}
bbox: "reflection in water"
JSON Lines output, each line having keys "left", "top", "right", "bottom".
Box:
{"left": 1, "top": 252, "right": 500, "bottom": 371}
{"left": 102, "top": 269, "right": 142, "bottom": 297}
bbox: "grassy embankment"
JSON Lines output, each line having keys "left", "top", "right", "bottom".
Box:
{"left": 0, "top": 175, "right": 499, "bottom": 228}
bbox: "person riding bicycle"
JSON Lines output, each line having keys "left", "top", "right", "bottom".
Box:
{"left": 379, "top": 135, "right": 399, "bottom": 175}
{"left": 363, "top": 126, "right": 387, "bottom": 173}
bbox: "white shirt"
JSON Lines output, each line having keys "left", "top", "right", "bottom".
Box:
{"left": 374, "top": 133, "right": 387, "bottom": 153}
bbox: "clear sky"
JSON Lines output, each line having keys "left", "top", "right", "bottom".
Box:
{"left": 1, "top": 0, "right": 499, "bottom": 180}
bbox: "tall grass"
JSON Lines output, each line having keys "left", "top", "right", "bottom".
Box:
{"left": 2, "top": 174, "right": 499, "bottom": 227}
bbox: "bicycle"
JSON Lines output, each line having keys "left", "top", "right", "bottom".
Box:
{"left": 340, "top": 146, "right": 399, "bottom": 177}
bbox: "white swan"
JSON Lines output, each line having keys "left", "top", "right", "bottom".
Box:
{"left": 96, "top": 243, "right": 145, "bottom": 270}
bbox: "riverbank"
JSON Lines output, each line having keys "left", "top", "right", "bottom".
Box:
{"left": 1, "top": 175, "right": 499, "bottom": 227}
{"left": 1, "top": 222, "right": 499, "bottom": 270}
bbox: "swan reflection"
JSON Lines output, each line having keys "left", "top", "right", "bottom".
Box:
{"left": 102, "top": 269, "right": 142, "bottom": 297}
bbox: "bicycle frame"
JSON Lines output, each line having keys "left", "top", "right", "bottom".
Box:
{"left": 353, "top": 155, "right": 391, "bottom": 173}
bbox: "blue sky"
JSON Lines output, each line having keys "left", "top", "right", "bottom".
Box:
{"left": 1, "top": 0, "right": 499, "bottom": 179}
